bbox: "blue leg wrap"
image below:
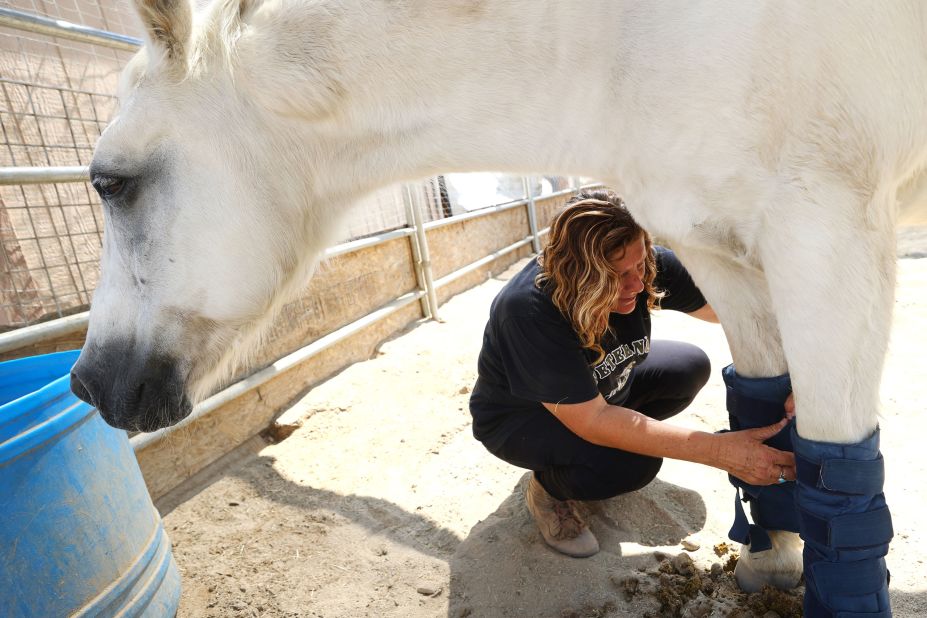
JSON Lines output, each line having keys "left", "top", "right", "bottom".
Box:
{"left": 793, "top": 427, "right": 893, "bottom": 617}
{"left": 723, "top": 364, "right": 800, "bottom": 552}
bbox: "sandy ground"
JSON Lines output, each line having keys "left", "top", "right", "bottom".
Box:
{"left": 162, "top": 230, "right": 927, "bottom": 618}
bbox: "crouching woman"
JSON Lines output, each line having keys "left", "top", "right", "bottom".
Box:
{"left": 469, "top": 189, "right": 794, "bottom": 557}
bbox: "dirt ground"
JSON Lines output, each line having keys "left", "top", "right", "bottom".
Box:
{"left": 161, "top": 229, "right": 927, "bottom": 618}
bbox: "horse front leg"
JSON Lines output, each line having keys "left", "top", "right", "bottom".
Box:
{"left": 757, "top": 195, "right": 895, "bottom": 616}
{"left": 671, "top": 245, "right": 804, "bottom": 592}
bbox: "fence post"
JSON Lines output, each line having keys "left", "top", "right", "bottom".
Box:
{"left": 403, "top": 186, "right": 431, "bottom": 319}
{"left": 523, "top": 176, "right": 542, "bottom": 254}
{"left": 404, "top": 183, "right": 441, "bottom": 321}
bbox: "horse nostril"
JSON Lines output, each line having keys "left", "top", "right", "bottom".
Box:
{"left": 70, "top": 370, "right": 94, "bottom": 406}
{"left": 131, "top": 380, "right": 146, "bottom": 406}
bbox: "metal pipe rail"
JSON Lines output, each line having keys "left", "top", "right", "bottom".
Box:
{"left": 0, "top": 7, "right": 141, "bottom": 52}
{"left": 0, "top": 165, "right": 89, "bottom": 185}
{"left": 0, "top": 312, "right": 88, "bottom": 355}
{"left": 323, "top": 228, "right": 414, "bottom": 260}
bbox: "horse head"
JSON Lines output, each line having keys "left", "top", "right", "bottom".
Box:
{"left": 71, "top": 0, "right": 348, "bottom": 431}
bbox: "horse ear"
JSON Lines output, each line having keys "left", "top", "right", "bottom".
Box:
{"left": 134, "top": 0, "right": 193, "bottom": 68}
{"left": 238, "top": 0, "right": 264, "bottom": 20}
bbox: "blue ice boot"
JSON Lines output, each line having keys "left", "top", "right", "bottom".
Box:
{"left": 794, "top": 427, "right": 893, "bottom": 617}
{"left": 722, "top": 365, "right": 800, "bottom": 553}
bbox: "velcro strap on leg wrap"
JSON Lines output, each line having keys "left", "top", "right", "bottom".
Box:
{"left": 800, "top": 507, "right": 893, "bottom": 551}
{"left": 806, "top": 599, "right": 893, "bottom": 618}
{"left": 813, "top": 558, "right": 888, "bottom": 599}
{"left": 805, "top": 585, "right": 892, "bottom": 618}
{"left": 805, "top": 558, "right": 891, "bottom": 618}
{"left": 729, "top": 488, "right": 773, "bottom": 552}
{"left": 796, "top": 454, "right": 885, "bottom": 495}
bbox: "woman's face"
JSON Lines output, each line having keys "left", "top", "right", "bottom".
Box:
{"left": 608, "top": 236, "right": 646, "bottom": 314}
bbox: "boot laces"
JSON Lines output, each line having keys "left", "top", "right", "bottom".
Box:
{"left": 551, "top": 500, "right": 586, "bottom": 541}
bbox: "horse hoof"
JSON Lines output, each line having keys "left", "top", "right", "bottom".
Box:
{"left": 734, "top": 552, "right": 802, "bottom": 592}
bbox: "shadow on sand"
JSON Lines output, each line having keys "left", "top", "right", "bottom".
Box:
{"left": 214, "top": 457, "right": 709, "bottom": 616}
{"left": 447, "top": 472, "right": 707, "bottom": 617}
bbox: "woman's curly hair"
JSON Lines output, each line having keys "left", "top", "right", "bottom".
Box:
{"left": 535, "top": 189, "right": 663, "bottom": 363}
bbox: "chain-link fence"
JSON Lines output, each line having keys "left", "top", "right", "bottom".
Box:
{"left": 0, "top": 2, "right": 582, "bottom": 333}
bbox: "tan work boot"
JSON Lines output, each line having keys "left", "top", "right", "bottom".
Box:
{"left": 525, "top": 475, "right": 599, "bottom": 558}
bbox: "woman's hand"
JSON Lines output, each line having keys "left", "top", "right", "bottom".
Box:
{"left": 712, "top": 418, "right": 795, "bottom": 485}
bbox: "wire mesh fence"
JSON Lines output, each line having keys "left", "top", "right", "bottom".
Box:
{"left": 0, "top": 0, "right": 136, "bottom": 330}
{"left": 0, "top": 2, "right": 581, "bottom": 333}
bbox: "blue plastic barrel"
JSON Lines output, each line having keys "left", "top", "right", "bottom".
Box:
{"left": 0, "top": 350, "right": 181, "bottom": 617}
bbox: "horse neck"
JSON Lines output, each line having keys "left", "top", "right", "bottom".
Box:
{"left": 247, "top": 0, "right": 626, "bottom": 199}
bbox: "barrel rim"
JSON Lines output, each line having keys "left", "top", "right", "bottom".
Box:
{"left": 0, "top": 377, "right": 76, "bottom": 438}
{"left": 0, "top": 391, "right": 96, "bottom": 465}
{"left": 0, "top": 349, "right": 81, "bottom": 412}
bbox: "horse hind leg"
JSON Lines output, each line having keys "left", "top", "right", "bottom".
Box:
{"left": 758, "top": 185, "right": 895, "bottom": 616}
{"left": 670, "top": 245, "right": 803, "bottom": 592}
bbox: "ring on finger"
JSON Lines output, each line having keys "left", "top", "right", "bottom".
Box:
{"left": 777, "top": 465, "right": 787, "bottom": 484}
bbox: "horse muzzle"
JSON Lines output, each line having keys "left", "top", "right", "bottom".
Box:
{"left": 70, "top": 344, "right": 193, "bottom": 432}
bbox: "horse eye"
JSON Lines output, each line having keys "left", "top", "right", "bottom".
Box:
{"left": 91, "top": 175, "right": 127, "bottom": 200}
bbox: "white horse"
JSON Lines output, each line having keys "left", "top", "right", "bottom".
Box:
{"left": 71, "top": 0, "right": 927, "bottom": 608}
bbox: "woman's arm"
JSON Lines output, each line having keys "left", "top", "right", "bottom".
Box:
{"left": 687, "top": 303, "right": 720, "bottom": 323}
{"left": 542, "top": 395, "right": 794, "bottom": 485}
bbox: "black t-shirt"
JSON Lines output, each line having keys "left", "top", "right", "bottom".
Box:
{"left": 469, "top": 246, "right": 707, "bottom": 451}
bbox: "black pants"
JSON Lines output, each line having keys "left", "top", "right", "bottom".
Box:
{"left": 488, "top": 340, "right": 711, "bottom": 501}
